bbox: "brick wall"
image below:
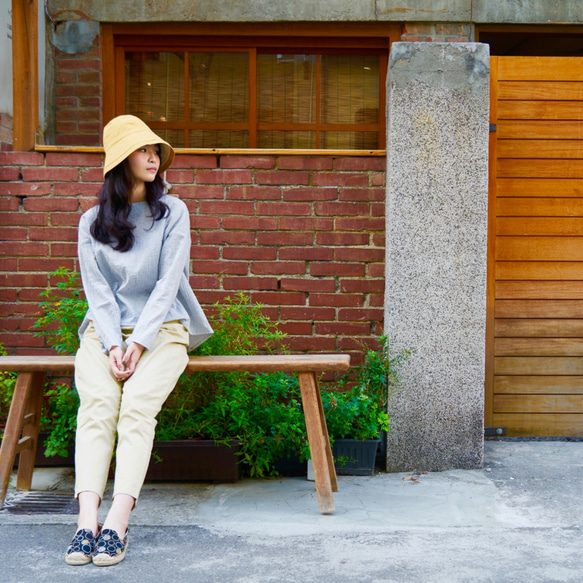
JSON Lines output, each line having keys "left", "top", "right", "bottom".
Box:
{"left": 0, "top": 152, "right": 386, "bottom": 365}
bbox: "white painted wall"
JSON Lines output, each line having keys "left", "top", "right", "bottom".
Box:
{"left": 0, "top": 0, "right": 12, "bottom": 116}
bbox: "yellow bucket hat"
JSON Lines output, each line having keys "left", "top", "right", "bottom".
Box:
{"left": 102, "top": 115, "right": 175, "bottom": 177}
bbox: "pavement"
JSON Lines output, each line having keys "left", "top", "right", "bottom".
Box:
{"left": 1, "top": 440, "right": 583, "bottom": 583}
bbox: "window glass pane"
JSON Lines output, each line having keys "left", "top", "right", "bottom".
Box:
{"left": 189, "top": 53, "right": 249, "bottom": 123}
{"left": 155, "top": 129, "right": 186, "bottom": 148}
{"left": 125, "top": 52, "right": 185, "bottom": 122}
{"left": 321, "top": 131, "right": 378, "bottom": 150}
{"left": 321, "top": 55, "right": 379, "bottom": 125}
{"left": 189, "top": 130, "right": 249, "bottom": 148}
{"left": 257, "top": 55, "right": 316, "bottom": 124}
{"left": 258, "top": 131, "right": 316, "bottom": 149}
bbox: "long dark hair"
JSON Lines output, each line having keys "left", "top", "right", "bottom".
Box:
{"left": 90, "top": 159, "right": 169, "bottom": 252}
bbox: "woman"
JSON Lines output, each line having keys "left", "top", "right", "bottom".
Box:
{"left": 65, "top": 115, "right": 213, "bottom": 567}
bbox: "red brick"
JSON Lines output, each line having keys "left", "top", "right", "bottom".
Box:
{"left": 0, "top": 272, "right": 48, "bottom": 287}
{"left": 280, "top": 278, "right": 335, "bottom": 292}
{"left": 279, "top": 247, "right": 333, "bottom": 261}
{"left": 283, "top": 336, "right": 336, "bottom": 351}
{"left": 335, "top": 217, "right": 385, "bottom": 231}
{"left": 21, "top": 167, "right": 79, "bottom": 182}
{"left": 0, "top": 152, "right": 44, "bottom": 165}
{"left": 166, "top": 170, "right": 195, "bottom": 183}
{"left": 0, "top": 198, "right": 19, "bottom": 211}
{"left": 79, "top": 101, "right": 101, "bottom": 111}
{"left": 223, "top": 217, "right": 278, "bottom": 231}
{"left": 340, "top": 279, "right": 385, "bottom": 293}
{"left": 197, "top": 170, "right": 252, "bottom": 184}
{"left": 172, "top": 185, "right": 223, "bottom": 199}
{"left": 57, "top": 58, "right": 101, "bottom": 70}
{"left": 283, "top": 187, "right": 337, "bottom": 201}
{"left": 79, "top": 71, "right": 100, "bottom": 83}
{"left": 79, "top": 198, "right": 99, "bottom": 212}
{"left": 339, "top": 308, "right": 384, "bottom": 321}
{"left": 371, "top": 172, "right": 386, "bottom": 186}
{"left": 315, "top": 232, "right": 369, "bottom": 246}
{"left": 339, "top": 188, "right": 385, "bottom": 202}
{"left": 371, "top": 203, "right": 384, "bottom": 217}
{"left": 334, "top": 248, "right": 385, "bottom": 262}
{"left": 0, "top": 168, "right": 20, "bottom": 180}
{"left": 56, "top": 70, "right": 77, "bottom": 83}
{"left": 190, "top": 216, "right": 221, "bottom": 230}
{"left": 256, "top": 202, "right": 311, "bottom": 216}
{"left": 0, "top": 289, "right": 17, "bottom": 302}
{"left": 315, "top": 322, "right": 370, "bottom": 336}
{"left": 0, "top": 303, "right": 43, "bottom": 317}
{"left": 0, "top": 242, "right": 49, "bottom": 256}
{"left": 279, "top": 217, "right": 333, "bottom": 231}
{"left": 80, "top": 168, "right": 103, "bottom": 182}
{"left": 191, "top": 247, "right": 220, "bottom": 260}
{"left": 314, "top": 202, "right": 370, "bottom": 216}
{"left": 250, "top": 292, "right": 306, "bottom": 305}
{"left": 29, "top": 227, "right": 77, "bottom": 242}
{"left": 223, "top": 277, "right": 278, "bottom": 290}
{"left": 23, "top": 198, "right": 80, "bottom": 212}
{"left": 257, "top": 232, "right": 312, "bottom": 246}
{"left": 312, "top": 173, "right": 368, "bottom": 187}
{"left": 334, "top": 157, "right": 386, "bottom": 171}
{"left": 277, "top": 322, "right": 313, "bottom": 336}
{"left": 227, "top": 186, "right": 281, "bottom": 200}
{"left": 56, "top": 120, "right": 78, "bottom": 132}
{"left": 51, "top": 243, "right": 78, "bottom": 257}
{"left": 189, "top": 276, "right": 220, "bottom": 289}
{"left": 223, "top": 247, "right": 277, "bottom": 260}
{"left": 3, "top": 183, "right": 52, "bottom": 196}
{"left": 338, "top": 337, "right": 380, "bottom": 351}
{"left": 281, "top": 307, "right": 335, "bottom": 321}
{"left": 172, "top": 155, "right": 217, "bottom": 169}
{"left": 251, "top": 262, "right": 305, "bottom": 275}
{"left": 1, "top": 211, "right": 46, "bottom": 225}
{"left": 52, "top": 213, "right": 83, "bottom": 226}
{"left": 56, "top": 134, "right": 100, "bottom": 146}
{"left": 200, "top": 231, "right": 255, "bottom": 245}
{"left": 255, "top": 171, "right": 310, "bottom": 186}
{"left": 19, "top": 258, "right": 75, "bottom": 272}
{"left": 195, "top": 291, "right": 234, "bottom": 305}
{"left": 278, "top": 157, "right": 333, "bottom": 171}
{"left": 199, "top": 201, "right": 254, "bottom": 215}
{"left": 58, "top": 108, "right": 100, "bottom": 122}
{"left": 310, "top": 293, "right": 364, "bottom": 307}
{"left": 0, "top": 227, "right": 27, "bottom": 240}
{"left": 0, "top": 334, "right": 45, "bottom": 348}
{"left": 369, "top": 294, "right": 384, "bottom": 306}
{"left": 220, "top": 156, "right": 275, "bottom": 169}
{"left": 368, "top": 263, "right": 385, "bottom": 277}
{"left": 53, "top": 183, "right": 99, "bottom": 196}
{"left": 191, "top": 261, "right": 248, "bottom": 274}
{"left": 0, "top": 258, "right": 18, "bottom": 270}
{"left": 45, "top": 152, "right": 102, "bottom": 167}
{"left": 310, "top": 263, "right": 365, "bottom": 277}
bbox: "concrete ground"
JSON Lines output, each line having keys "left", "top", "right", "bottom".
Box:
{"left": 1, "top": 440, "right": 582, "bottom": 582}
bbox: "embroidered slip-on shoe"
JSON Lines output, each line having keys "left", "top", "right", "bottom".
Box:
{"left": 65, "top": 528, "right": 98, "bottom": 565}
{"left": 92, "top": 528, "right": 129, "bottom": 566}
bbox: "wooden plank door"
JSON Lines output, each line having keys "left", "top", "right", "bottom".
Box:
{"left": 486, "top": 56, "right": 583, "bottom": 436}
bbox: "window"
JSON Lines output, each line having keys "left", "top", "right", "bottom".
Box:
{"left": 109, "top": 27, "right": 391, "bottom": 150}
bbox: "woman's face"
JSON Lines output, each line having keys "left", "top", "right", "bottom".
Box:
{"left": 127, "top": 144, "right": 160, "bottom": 184}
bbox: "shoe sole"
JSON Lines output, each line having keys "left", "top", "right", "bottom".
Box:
{"left": 92, "top": 541, "right": 128, "bottom": 567}
{"left": 65, "top": 551, "right": 92, "bottom": 566}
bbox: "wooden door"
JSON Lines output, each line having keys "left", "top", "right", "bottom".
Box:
{"left": 486, "top": 57, "right": 583, "bottom": 436}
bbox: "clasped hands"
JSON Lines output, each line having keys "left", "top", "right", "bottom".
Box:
{"left": 109, "top": 342, "right": 145, "bottom": 382}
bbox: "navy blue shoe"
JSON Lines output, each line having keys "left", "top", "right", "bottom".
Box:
{"left": 93, "top": 528, "right": 129, "bottom": 566}
{"left": 65, "top": 528, "right": 98, "bottom": 565}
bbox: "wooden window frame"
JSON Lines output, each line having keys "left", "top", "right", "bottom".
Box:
{"left": 102, "top": 23, "right": 399, "bottom": 153}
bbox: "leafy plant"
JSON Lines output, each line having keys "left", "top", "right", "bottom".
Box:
{"left": 0, "top": 345, "right": 17, "bottom": 429}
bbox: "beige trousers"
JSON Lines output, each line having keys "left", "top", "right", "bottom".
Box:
{"left": 74, "top": 320, "right": 189, "bottom": 501}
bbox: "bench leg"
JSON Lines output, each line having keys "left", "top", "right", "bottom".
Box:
{"left": 0, "top": 371, "right": 46, "bottom": 509}
{"left": 298, "top": 372, "right": 337, "bottom": 514}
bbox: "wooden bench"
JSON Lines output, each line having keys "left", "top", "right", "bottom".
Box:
{"left": 0, "top": 354, "right": 350, "bottom": 514}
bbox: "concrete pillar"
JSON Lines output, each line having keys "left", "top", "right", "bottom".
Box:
{"left": 385, "top": 42, "right": 490, "bottom": 472}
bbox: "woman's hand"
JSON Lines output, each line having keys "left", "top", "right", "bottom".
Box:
{"left": 109, "top": 342, "right": 145, "bottom": 381}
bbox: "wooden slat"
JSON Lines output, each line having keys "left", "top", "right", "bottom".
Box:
{"left": 495, "top": 282, "right": 583, "bottom": 299}
{"left": 492, "top": 413, "right": 583, "bottom": 437}
{"left": 498, "top": 121, "right": 583, "bottom": 140}
{"left": 494, "top": 394, "right": 583, "bottom": 414}
{"left": 496, "top": 236, "right": 583, "bottom": 261}
{"left": 498, "top": 101, "right": 583, "bottom": 121}
{"left": 498, "top": 81, "right": 583, "bottom": 101}
{"left": 496, "top": 178, "right": 583, "bottom": 198}
{"left": 496, "top": 262, "right": 583, "bottom": 281}
{"left": 495, "top": 338, "right": 583, "bottom": 357}
{"left": 498, "top": 140, "right": 583, "bottom": 160}
{"left": 495, "top": 375, "right": 583, "bottom": 394}
{"left": 496, "top": 198, "right": 583, "bottom": 216}
{"left": 498, "top": 57, "right": 583, "bottom": 81}
{"left": 495, "top": 299, "right": 583, "bottom": 319}
{"left": 498, "top": 159, "right": 583, "bottom": 179}
{"left": 496, "top": 218, "right": 583, "bottom": 236}
{"left": 495, "top": 319, "right": 583, "bottom": 337}
{"left": 0, "top": 354, "right": 351, "bottom": 373}
{"left": 495, "top": 356, "right": 583, "bottom": 375}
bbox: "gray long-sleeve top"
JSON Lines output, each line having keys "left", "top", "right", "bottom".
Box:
{"left": 77, "top": 195, "right": 213, "bottom": 352}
